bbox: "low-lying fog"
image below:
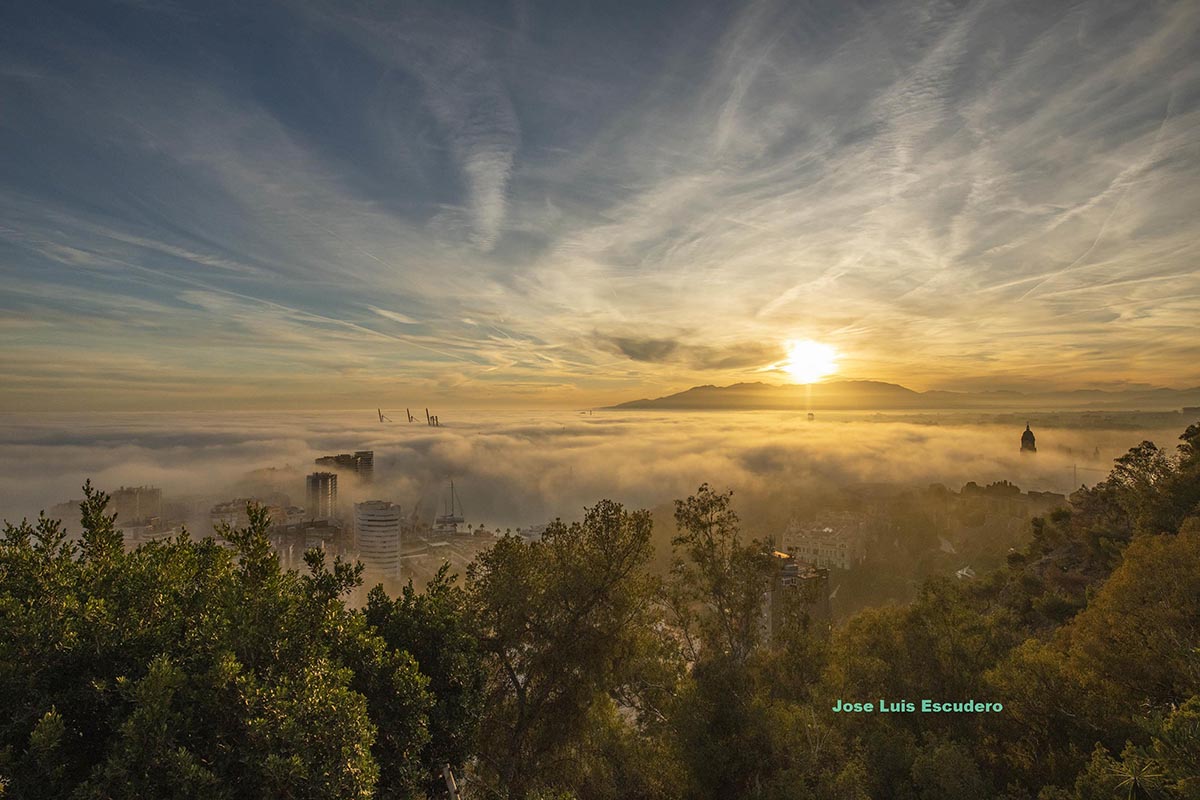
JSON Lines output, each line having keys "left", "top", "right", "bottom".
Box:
{"left": 0, "top": 409, "right": 1192, "bottom": 534}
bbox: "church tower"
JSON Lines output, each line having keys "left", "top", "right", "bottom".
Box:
{"left": 1021, "top": 423, "right": 1037, "bottom": 453}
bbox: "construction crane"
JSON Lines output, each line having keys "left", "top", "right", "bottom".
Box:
{"left": 1069, "top": 464, "right": 1108, "bottom": 490}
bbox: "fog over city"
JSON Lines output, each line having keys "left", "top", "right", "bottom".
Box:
{"left": 3, "top": 0, "right": 1200, "bottom": 795}
{"left": 1, "top": 409, "right": 1184, "bottom": 533}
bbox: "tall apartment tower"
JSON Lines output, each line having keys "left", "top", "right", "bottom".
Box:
{"left": 111, "top": 486, "right": 163, "bottom": 523}
{"left": 354, "top": 500, "right": 402, "bottom": 583}
{"left": 305, "top": 472, "right": 338, "bottom": 519}
{"left": 314, "top": 450, "right": 374, "bottom": 483}
{"left": 353, "top": 450, "right": 374, "bottom": 483}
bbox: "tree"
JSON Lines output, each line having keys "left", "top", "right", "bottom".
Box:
{"left": 365, "top": 563, "right": 485, "bottom": 797}
{"left": 1066, "top": 529, "right": 1200, "bottom": 712}
{"left": 664, "top": 485, "right": 860, "bottom": 799}
{"left": 467, "top": 500, "right": 664, "bottom": 799}
{"left": 1100, "top": 429, "right": 1200, "bottom": 537}
{"left": 910, "top": 738, "right": 991, "bottom": 800}
{"left": 667, "top": 484, "right": 773, "bottom": 663}
{"left": 0, "top": 484, "right": 430, "bottom": 799}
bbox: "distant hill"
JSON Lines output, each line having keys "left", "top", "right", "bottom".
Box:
{"left": 610, "top": 380, "right": 1200, "bottom": 412}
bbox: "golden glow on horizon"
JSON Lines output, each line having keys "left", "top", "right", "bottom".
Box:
{"left": 783, "top": 340, "right": 839, "bottom": 384}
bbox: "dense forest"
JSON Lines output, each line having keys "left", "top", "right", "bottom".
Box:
{"left": 2, "top": 423, "right": 1198, "bottom": 800}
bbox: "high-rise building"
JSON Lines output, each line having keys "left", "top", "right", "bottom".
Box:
{"left": 353, "top": 450, "right": 374, "bottom": 483}
{"left": 354, "top": 500, "right": 402, "bottom": 582}
{"left": 306, "top": 472, "right": 338, "bottom": 519}
{"left": 111, "top": 486, "right": 163, "bottom": 524}
{"left": 315, "top": 450, "right": 374, "bottom": 483}
{"left": 210, "top": 499, "right": 305, "bottom": 532}
{"left": 316, "top": 453, "right": 355, "bottom": 471}
{"left": 270, "top": 518, "right": 347, "bottom": 570}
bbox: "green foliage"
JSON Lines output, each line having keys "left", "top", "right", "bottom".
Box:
{"left": 667, "top": 484, "right": 774, "bottom": 663}
{"left": 814, "top": 424, "right": 1200, "bottom": 799}
{"left": 1063, "top": 697, "right": 1200, "bottom": 800}
{"left": 467, "top": 499, "right": 665, "bottom": 799}
{"left": 1152, "top": 695, "right": 1200, "bottom": 797}
{"left": 0, "top": 484, "right": 428, "bottom": 800}
{"left": 3, "top": 421, "right": 1199, "bottom": 800}
{"left": 985, "top": 639, "right": 1097, "bottom": 789}
{"left": 662, "top": 485, "right": 861, "bottom": 799}
{"left": 910, "top": 737, "right": 991, "bottom": 800}
{"left": 365, "top": 564, "right": 484, "bottom": 798}
{"left": 1067, "top": 530, "right": 1200, "bottom": 712}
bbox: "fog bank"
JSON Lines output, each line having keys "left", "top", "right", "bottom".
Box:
{"left": 0, "top": 409, "right": 1190, "bottom": 533}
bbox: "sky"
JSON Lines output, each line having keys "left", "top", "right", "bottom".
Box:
{"left": 2, "top": 0, "right": 1199, "bottom": 410}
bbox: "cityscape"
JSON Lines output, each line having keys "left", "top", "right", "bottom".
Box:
{"left": 47, "top": 446, "right": 520, "bottom": 597}
{"left": 39, "top": 416, "right": 1086, "bottom": 621}
{"left": 2, "top": 0, "right": 1199, "bottom": 798}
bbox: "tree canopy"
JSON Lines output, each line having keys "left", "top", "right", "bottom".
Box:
{"left": 2, "top": 421, "right": 1198, "bottom": 799}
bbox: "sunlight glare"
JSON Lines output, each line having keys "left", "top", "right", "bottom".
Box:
{"left": 784, "top": 340, "right": 839, "bottom": 384}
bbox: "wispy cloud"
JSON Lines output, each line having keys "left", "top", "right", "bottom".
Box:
{"left": 1, "top": 0, "right": 1197, "bottom": 410}
{"left": 368, "top": 306, "right": 420, "bottom": 325}
{"left": 301, "top": 0, "right": 521, "bottom": 250}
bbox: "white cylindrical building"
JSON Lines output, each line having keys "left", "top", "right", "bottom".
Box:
{"left": 354, "top": 500, "right": 402, "bottom": 582}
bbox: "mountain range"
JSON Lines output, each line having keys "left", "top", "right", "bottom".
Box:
{"left": 609, "top": 380, "right": 1200, "bottom": 412}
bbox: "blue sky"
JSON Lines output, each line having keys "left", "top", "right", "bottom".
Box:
{"left": 2, "top": 0, "right": 1199, "bottom": 409}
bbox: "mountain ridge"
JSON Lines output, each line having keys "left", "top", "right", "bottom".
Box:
{"left": 609, "top": 380, "right": 1200, "bottom": 411}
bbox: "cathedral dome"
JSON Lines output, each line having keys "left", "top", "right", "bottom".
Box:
{"left": 1021, "top": 423, "right": 1037, "bottom": 453}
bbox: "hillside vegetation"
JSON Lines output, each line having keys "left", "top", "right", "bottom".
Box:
{"left": 2, "top": 423, "right": 1198, "bottom": 799}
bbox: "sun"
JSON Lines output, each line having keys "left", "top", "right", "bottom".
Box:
{"left": 783, "top": 339, "right": 839, "bottom": 384}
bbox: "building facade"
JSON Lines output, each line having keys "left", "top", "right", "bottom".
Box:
{"left": 111, "top": 486, "right": 163, "bottom": 524}
{"left": 779, "top": 514, "right": 865, "bottom": 570}
{"left": 352, "top": 450, "right": 374, "bottom": 483}
{"left": 210, "top": 499, "right": 305, "bottom": 533}
{"left": 354, "top": 500, "right": 402, "bottom": 582}
{"left": 314, "top": 450, "right": 374, "bottom": 483}
{"left": 305, "top": 471, "right": 339, "bottom": 519}
{"left": 271, "top": 518, "right": 348, "bottom": 570}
